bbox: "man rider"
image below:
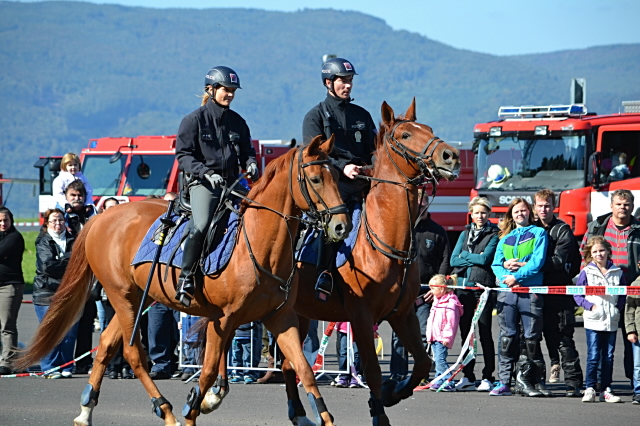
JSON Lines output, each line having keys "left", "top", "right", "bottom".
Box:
{"left": 302, "top": 57, "right": 377, "bottom": 300}
{"left": 175, "top": 66, "right": 258, "bottom": 307}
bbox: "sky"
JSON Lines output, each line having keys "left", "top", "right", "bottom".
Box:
{"left": 8, "top": 0, "right": 640, "bottom": 55}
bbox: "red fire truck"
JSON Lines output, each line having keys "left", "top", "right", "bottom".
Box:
{"left": 470, "top": 101, "right": 640, "bottom": 236}
{"left": 34, "top": 135, "right": 294, "bottom": 215}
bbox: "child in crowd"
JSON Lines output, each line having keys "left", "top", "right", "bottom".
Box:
{"left": 625, "top": 278, "right": 640, "bottom": 405}
{"left": 574, "top": 236, "right": 624, "bottom": 403}
{"left": 609, "top": 152, "right": 630, "bottom": 182}
{"left": 52, "top": 152, "right": 94, "bottom": 209}
{"left": 334, "top": 322, "right": 363, "bottom": 388}
{"left": 229, "top": 321, "right": 263, "bottom": 384}
{"left": 426, "top": 274, "right": 464, "bottom": 392}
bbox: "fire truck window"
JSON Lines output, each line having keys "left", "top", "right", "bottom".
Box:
{"left": 124, "top": 155, "right": 174, "bottom": 197}
{"left": 82, "top": 154, "right": 125, "bottom": 196}
{"left": 601, "top": 131, "right": 640, "bottom": 181}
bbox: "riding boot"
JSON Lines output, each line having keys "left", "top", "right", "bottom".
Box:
{"left": 314, "top": 241, "right": 335, "bottom": 302}
{"left": 515, "top": 356, "right": 543, "bottom": 397}
{"left": 533, "top": 361, "right": 553, "bottom": 397}
{"left": 175, "top": 233, "right": 202, "bottom": 307}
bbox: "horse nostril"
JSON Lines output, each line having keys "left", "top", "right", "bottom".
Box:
{"left": 443, "top": 149, "right": 453, "bottom": 163}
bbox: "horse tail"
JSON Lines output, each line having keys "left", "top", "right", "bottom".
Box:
{"left": 14, "top": 218, "right": 97, "bottom": 372}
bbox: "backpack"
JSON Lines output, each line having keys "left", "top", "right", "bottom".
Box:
{"left": 550, "top": 222, "right": 581, "bottom": 281}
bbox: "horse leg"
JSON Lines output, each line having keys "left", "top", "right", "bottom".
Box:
{"left": 73, "top": 318, "right": 123, "bottom": 426}
{"left": 201, "top": 323, "right": 233, "bottom": 414}
{"left": 267, "top": 314, "right": 334, "bottom": 426}
{"left": 184, "top": 320, "right": 232, "bottom": 426}
{"left": 114, "top": 299, "right": 180, "bottom": 426}
{"left": 349, "top": 316, "right": 390, "bottom": 426}
{"left": 280, "top": 316, "right": 311, "bottom": 425}
{"left": 384, "top": 310, "right": 431, "bottom": 406}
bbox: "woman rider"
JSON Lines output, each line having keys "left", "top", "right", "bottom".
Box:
{"left": 175, "top": 66, "right": 258, "bottom": 307}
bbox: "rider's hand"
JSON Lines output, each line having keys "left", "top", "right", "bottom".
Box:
{"left": 204, "top": 171, "right": 224, "bottom": 188}
{"left": 343, "top": 164, "right": 361, "bottom": 179}
{"left": 247, "top": 162, "right": 259, "bottom": 181}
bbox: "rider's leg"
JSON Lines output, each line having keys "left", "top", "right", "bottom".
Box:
{"left": 176, "top": 182, "right": 221, "bottom": 307}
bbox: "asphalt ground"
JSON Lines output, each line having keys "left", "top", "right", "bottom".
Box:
{"left": 1, "top": 295, "right": 638, "bottom": 426}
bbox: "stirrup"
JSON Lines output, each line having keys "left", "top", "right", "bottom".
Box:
{"left": 314, "top": 271, "right": 333, "bottom": 302}
{"left": 175, "top": 276, "right": 195, "bottom": 307}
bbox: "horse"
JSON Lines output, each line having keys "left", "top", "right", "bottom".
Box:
{"left": 282, "top": 99, "right": 461, "bottom": 426}
{"left": 15, "top": 136, "right": 351, "bottom": 426}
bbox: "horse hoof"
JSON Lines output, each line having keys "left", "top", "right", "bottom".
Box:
{"left": 381, "top": 379, "right": 401, "bottom": 407}
{"left": 292, "top": 416, "right": 316, "bottom": 426}
{"left": 200, "top": 386, "right": 228, "bottom": 414}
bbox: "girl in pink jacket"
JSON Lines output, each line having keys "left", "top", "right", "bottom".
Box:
{"left": 426, "top": 274, "right": 464, "bottom": 392}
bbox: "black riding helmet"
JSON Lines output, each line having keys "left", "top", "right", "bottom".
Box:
{"left": 204, "top": 66, "right": 242, "bottom": 89}
{"left": 320, "top": 58, "right": 358, "bottom": 84}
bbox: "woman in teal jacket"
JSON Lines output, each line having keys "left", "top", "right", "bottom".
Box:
{"left": 489, "top": 198, "right": 548, "bottom": 397}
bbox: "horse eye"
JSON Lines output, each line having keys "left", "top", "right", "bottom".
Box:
{"left": 310, "top": 176, "right": 321, "bottom": 185}
{"left": 402, "top": 132, "right": 410, "bottom": 139}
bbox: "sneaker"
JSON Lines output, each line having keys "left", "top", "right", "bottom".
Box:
{"left": 489, "top": 382, "right": 512, "bottom": 396}
{"left": 582, "top": 387, "right": 596, "bottom": 403}
{"left": 335, "top": 376, "right": 349, "bottom": 388}
{"left": 431, "top": 382, "right": 456, "bottom": 392}
{"left": 455, "top": 377, "right": 476, "bottom": 392}
{"left": 632, "top": 394, "right": 640, "bottom": 405}
{"left": 599, "top": 387, "right": 621, "bottom": 403}
{"left": 243, "top": 374, "right": 256, "bottom": 384}
{"left": 229, "top": 374, "right": 242, "bottom": 383}
{"left": 61, "top": 371, "right": 73, "bottom": 378}
{"left": 548, "top": 364, "right": 561, "bottom": 383}
{"left": 46, "top": 371, "right": 62, "bottom": 379}
{"left": 476, "top": 379, "right": 493, "bottom": 392}
{"left": 349, "top": 375, "right": 364, "bottom": 388}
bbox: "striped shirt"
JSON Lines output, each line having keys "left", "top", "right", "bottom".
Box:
{"left": 581, "top": 217, "right": 629, "bottom": 277}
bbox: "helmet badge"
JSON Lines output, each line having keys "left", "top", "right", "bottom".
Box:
{"left": 343, "top": 62, "right": 353, "bottom": 71}
{"left": 229, "top": 73, "right": 238, "bottom": 84}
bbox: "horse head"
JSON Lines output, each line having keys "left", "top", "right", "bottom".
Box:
{"left": 378, "top": 98, "right": 460, "bottom": 183}
{"left": 295, "top": 135, "right": 352, "bottom": 242}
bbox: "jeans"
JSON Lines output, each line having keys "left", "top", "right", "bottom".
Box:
{"left": 34, "top": 304, "right": 79, "bottom": 373}
{"left": 389, "top": 301, "right": 431, "bottom": 377}
{"left": 431, "top": 341, "right": 450, "bottom": 385}
{"left": 101, "top": 301, "right": 130, "bottom": 371}
{"left": 585, "top": 329, "right": 616, "bottom": 389}
{"left": 496, "top": 291, "right": 544, "bottom": 384}
{"left": 337, "top": 331, "right": 360, "bottom": 379}
{"left": 147, "top": 302, "right": 179, "bottom": 373}
{"left": 631, "top": 339, "right": 640, "bottom": 395}
{"left": 303, "top": 320, "right": 319, "bottom": 367}
{"left": 231, "top": 323, "right": 263, "bottom": 375}
{"left": 74, "top": 300, "right": 97, "bottom": 371}
{"left": 457, "top": 289, "right": 496, "bottom": 382}
{"left": 0, "top": 283, "right": 23, "bottom": 368}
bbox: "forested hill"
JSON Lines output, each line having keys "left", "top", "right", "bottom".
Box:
{"left": 1, "top": 1, "right": 639, "bottom": 216}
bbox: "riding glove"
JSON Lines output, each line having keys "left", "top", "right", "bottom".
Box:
{"left": 247, "top": 162, "right": 259, "bottom": 180}
{"left": 204, "top": 171, "right": 225, "bottom": 188}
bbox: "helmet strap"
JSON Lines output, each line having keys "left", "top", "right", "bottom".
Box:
{"left": 210, "top": 86, "right": 230, "bottom": 109}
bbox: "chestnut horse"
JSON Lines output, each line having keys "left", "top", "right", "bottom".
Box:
{"left": 283, "top": 100, "right": 461, "bottom": 426}
{"left": 16, "top": 137, "right": 350, "bottom": 426}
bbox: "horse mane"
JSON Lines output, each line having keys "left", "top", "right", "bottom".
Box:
{"left": 240, "top": 146, "right": 297, "bottom": 212}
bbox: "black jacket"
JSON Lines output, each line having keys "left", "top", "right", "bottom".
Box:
{"left": 0, "top": 227, "right": 24, "bottom": 285}
{"left": 302, "top": 95, "right": 376, "bottom": 173}
{"left": 33, "top": 230, "right": 75, "bottom": 306}
{"left": 176, "top": 99, "right": 257, "bottom": 179}
{"left": 535, "top": 216, "right": 580, "bottom": 285}
{"left": 415, "top": 215, "right": 451, "bottom": 286}
{"left": 450, "top": 222, "right": 499, "bottom": 287}
{"left": 583, "top": 212, "right": 640, "bottom": 284}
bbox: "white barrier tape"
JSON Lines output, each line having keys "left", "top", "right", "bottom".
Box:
{"left": 448, "top": 285, "right": 640, "bottom": 296}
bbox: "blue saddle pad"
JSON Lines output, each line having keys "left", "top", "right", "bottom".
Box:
{"left": 131, "top": 211, "right": 240, "bottom": 275}
{"left": 296, "top": 201, "right": 362, "bottom": 269}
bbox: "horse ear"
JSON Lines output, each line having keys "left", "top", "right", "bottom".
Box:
{"left": 306, "top": 135, "right": 324, "bottom": 156}
{"left": 319, "top": 134, "right": 335, "bottom": 154}
{"left": 381, "top": 101, "right": 395, "bottom": 127}
{"left": 403, "top": 97, "right": 417, "bottom": 121}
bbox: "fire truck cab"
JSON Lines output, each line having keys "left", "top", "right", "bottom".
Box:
{"left": 471, "top": 101, "right": 640, "bottom": 236}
